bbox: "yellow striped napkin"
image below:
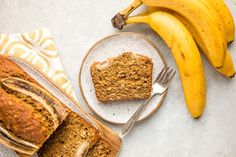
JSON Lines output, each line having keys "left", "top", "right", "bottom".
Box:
{"left": 0, "top": 28, "right": 77, "bottom": 100}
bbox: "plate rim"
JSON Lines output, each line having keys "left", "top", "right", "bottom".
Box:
{"left": 78, "top": 32, "right": 167, "bottom": 124}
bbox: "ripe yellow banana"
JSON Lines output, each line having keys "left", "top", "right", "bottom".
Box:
{"left": 112, "top": 0, "right": 227, "bottom": 68}
{"left": 126, "top": 12, "right": 206, "bottom": 118}
{"left": 140, "top": 7, "right": 235, "bottom": 78}
{"left": 167, "top": 10, "right": 235, "bottom": 78}
{"left": 142, "top": 0, "right": 235, "bottom": 43}
{"left": 196, "top": 0, "right": 234, "bottom": 43}
{"left": 206, "top": 0, "right": 235, "bottom": 43}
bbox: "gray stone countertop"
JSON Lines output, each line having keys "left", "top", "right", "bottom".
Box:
{"left": 0, "top": 0, "right": 236, "bottom": 156}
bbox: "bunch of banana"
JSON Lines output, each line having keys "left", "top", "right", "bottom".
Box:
{"left": 140, "top": 7, "right": 235, "bottom": 77}
{"left": 111, "top": 0, "right": 235, "bottom": 118}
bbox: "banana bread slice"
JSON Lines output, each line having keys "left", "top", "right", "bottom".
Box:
{"left": 87, "top": 138, "right": 117, "bottom": 157}
{"left": 0, "top": 55, "right": 69, "bottom": 156}
{"left": 38, "top": 111, "right": 100, "bottom": 157}
{"left": 91, "top": 52, "right": 153, "bottom": 102}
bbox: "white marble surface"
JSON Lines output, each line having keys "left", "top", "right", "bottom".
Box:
{"left": 0, "top": 0, "right": 236, "bottom": 156}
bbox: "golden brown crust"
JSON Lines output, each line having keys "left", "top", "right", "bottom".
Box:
{"left": 90, "top": 52, "right": 153, "bottom": 102}
{"left": 0, "top": 55, "right": 69, "bottom": 155}
{"left": 0, "top": 55, "right": 34, "bottom": 82}
{"left": 0, "top": 88, "right": 49, "bottom": 145}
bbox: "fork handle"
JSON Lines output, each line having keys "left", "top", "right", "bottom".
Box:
{"left": 120, "top": 95, "right": 154, "bottom": 137}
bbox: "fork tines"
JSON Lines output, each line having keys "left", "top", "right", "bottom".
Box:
{"left": 155, "top": 66, "right": 176, "bottom": 86}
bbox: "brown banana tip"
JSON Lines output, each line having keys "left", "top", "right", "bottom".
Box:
{"left": 193, "top": 115, "right": 201, "bottom": 119}
{"left": 228, "top": 40, "right": 234, "bottom": 45}
{"left": 111, "top": 13, "right": 126, "bottom": 30}
{"left": 229, "top": 73, "right": 235, "bottom": 78}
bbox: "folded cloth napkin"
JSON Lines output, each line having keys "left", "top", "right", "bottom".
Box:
{"left": 0, "top": 28, "right": 77, "bottom": 100}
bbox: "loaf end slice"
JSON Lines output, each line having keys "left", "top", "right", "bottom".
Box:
{"left": 38, "top": 111, "right": 100, "bottom": 157}
{"left": 87, "top": 138, "right": 118, "bottom": 157}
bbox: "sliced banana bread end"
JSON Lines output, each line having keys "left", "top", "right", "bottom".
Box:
{"left": 38, "top": 111, "right": 100, "bottom": 157}
{"left": 87, "top": 138, "right": 117, "bottom": 157}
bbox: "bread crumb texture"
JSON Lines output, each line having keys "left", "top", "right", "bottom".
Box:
{"left": 38, "top": 112, "right": 100, "bottom": 157}
{"left": 87, "top": 138, "right": 117, "bottom": 157}
{"left": 91, "top": 52, "right": 153, "bottom": 102}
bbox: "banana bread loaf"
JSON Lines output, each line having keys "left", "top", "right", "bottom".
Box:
{"left": 0, "top": 55, "right": 69, "bottom": 156}
{"left": 91, "top": 52, "right": 153, "bottom": 102}
{"left": 38, "top": 111, "right": 100, "bottom": 157}
{"left": 0, "top": 55, "right": 118, "bottom": 157}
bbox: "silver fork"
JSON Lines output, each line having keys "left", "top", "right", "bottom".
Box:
{"left": 120, "top": 66, "right": 176, "bottom": 137}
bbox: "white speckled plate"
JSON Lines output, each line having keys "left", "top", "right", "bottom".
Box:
{"left": 79, "top": 32, "right": 167, "bottom": 124}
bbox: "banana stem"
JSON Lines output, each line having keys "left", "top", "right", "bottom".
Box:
{"left": 111, "top": 0, "right": 143, "bottom": 29}
{"left": 126, "top": 16, "right": 148, "bottom": 24}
